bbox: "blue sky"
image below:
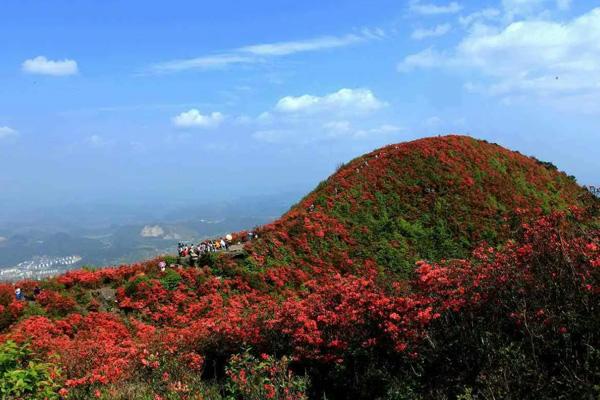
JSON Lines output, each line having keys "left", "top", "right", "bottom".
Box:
{"left": 1, "top": 0, "right": 599, "bottom": 211}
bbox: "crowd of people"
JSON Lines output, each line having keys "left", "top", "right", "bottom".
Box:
{"left": 178, "top": 239, "right": 228, "bottom": 257}
{"left": 176, "top": 232, "right": 258, "bottom": 266}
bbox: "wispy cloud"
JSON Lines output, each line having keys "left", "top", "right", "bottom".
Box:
{"left": 149, "top": 54, "right": 256, "bottom": 74}
{"left": 411, "top": 24, "right": 452, "bottom": 40}
{"left": 409, "top": 0, "right": 462, "bottom": 15}
{"left": 397, "top": 47, "right": 443, "bottom": 72}
{"left": 147, "top": 30, "right": 385, "bottom": 74}
{"left": 458, "top": 8, "right": 501, "bottom": 27}
{"left": 22, "top": 56, "right": 78, "bottom": 76}
{"left": 238, "top": 34, "right": 365, "bottom": 56}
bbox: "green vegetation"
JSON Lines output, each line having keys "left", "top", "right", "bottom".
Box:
{"left": 160, "top": 269, "right": 182, "bottom": 291}
{"left": 0, "top": 341, "right": 62, "bottom": 399}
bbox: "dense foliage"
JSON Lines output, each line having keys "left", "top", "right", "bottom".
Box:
{"left": 246, "top": 135, "right": 597, "bottom": 279}
{"left": 0, "top": 340, "right": 61, "bottom": 399}
{"left": 0, "top": 135, "right": 598, "bottom": 399}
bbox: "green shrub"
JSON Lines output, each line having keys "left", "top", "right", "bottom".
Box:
{"left": 0, "top": 340, "right": 62, "bottom": 399}
{"left": 21, "top": 302, "right": 47, "bottom": 318}
{"left": 225, "top": 349, "right": 309, "bottom": 400}
{"left": 160, "top": 269, "right": 182, "bottom": 291}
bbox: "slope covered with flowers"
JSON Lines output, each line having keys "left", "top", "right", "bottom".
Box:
{"left": 245, "top": 135, "right": 597, "bottom": 278}
{"left": 0, "top": 135, "right": 598, "bottom": 399}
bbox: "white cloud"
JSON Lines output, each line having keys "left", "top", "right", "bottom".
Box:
{"left": 409, "top": 0, "right": 462, "bottom": 15}
{"left": 274, "top": 88, "right": 386, "bottom": 114}
{"left": 250, "top": 88, "right": 397, "bottom": 144}
{"left": 22, "top": 56, "right": 78, "bottom": 76}
{"left": 399, "top": 7, "right": 600, "bottom": 108}
{"left": 172, "top": 109, "right": 224, "bottom": 128}
{"left": 0, "top": 126, "right": 18, "bottom": 140}
{"left": 147, "top": 30, "right": 384, "bottom": 74}
{"left": 456, "top": 9, "right": 600, "bottom": 91}
{"left": 275, "top": 95, "right": 319, "bottom": 112}
{"left": 411, "top": 24, "right": 452, "bottom": 40}
{"left": 397, "top": 47, "right": 443, "bottom": 72}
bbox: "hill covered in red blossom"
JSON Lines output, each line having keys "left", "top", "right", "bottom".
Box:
{"left": 0, "top": 135, "right": 598, "bottom": 400}
{"left": 241, "top": 135, "right": 598, "bottom": 279}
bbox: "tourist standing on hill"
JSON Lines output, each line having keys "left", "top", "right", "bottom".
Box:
{"left": 189, "top": 246, "right": 198, "bottom": 266}
{"left": 15, "top": 288, "right": 23, "bottom": 301}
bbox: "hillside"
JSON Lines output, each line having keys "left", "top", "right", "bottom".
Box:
{"left": 242, "top": 135, "right": 598, "bottom": 278}
{"left": 0, "top": 135, "right": 598, "bottom": 400}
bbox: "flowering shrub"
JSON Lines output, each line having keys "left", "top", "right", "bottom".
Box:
{"left": 409, "top": 212, "right": 600, "bottom": 398}
{"left": 35, "top": 290, "right": 77, "bottom": 317}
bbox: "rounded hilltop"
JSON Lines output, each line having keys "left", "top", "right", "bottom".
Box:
{"left": 245, "top": 135, "right": 598, "bottom": 277}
